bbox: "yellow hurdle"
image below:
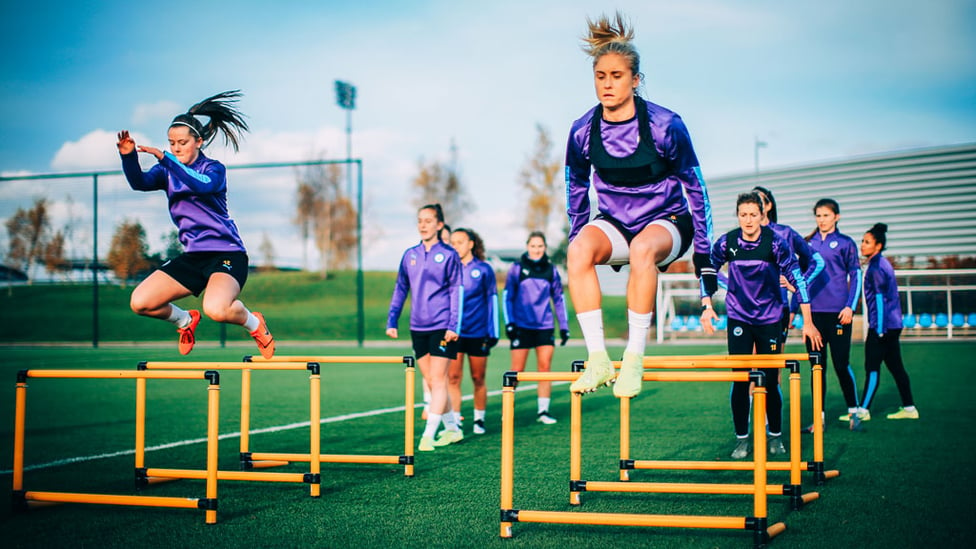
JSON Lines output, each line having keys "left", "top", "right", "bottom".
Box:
{"left": 500, "top": 370, "right": 785, "bottom": 548}
{"left": 139, "top": 361, "right": 322, "bottom": 496}
{"left": 12, "top": 369, "right": 220, "bottom": 524}
{"left": 574, "top": 351, "right": 837, "bottom": 494}
{"left": 239, "top": 355, "right": 416, "bottom": 477}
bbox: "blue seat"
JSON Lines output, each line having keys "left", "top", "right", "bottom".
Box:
{"left": 951, "top": 313, "right": 965, "bottom": 328}
{"left": 685, "top": 315, "right": 701, "bottom": 331}
{"left": 903, "top": 314, "right": 917, "bottom": 328}
{"left": 670, "top": 316, "right": 685, "bottom": 331}
{"left": 918, "top": 313, "right": 933, "bottom": 328}
{"left": 792, "top": 315, "right": 803, "bottom": 329}
{"left": 968, "top": 313, "right": 976, "bottom": 327}
{"left": 935, "top": 313, "right": 949, "bottom": 328}
{"left": 715, "top": 314, "right": 728, "bottom": 330}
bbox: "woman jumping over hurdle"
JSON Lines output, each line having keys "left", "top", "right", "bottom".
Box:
{"left": 701, "top": 192, "right": 822, "bottom": 459}
{"left": 116, "top": 90, "right": 275, "bottom": 358}
{"left": 386, "top": 204, "right": 464, "bottom": 451}
{"left": 565, "top": 12, "right": 717, "bottom": 398}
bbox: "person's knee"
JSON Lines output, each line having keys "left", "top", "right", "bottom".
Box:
{"left": 202, "top": 302, "right": 231, "bottom": 323}
{"left": 130, "top": 291, "right": 157, "bottom": 316}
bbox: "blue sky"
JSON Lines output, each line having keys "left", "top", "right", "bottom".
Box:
{"left": 1, "top": 0, "right": 974, "bottom": 269}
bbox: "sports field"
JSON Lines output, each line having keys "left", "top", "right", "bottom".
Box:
{"left": 1, "top": 341, "right": 973, "bottom": 548}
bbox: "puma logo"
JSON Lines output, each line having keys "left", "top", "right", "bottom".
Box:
{"left": 729, "top": 248, "right": 738, "bottom": 256}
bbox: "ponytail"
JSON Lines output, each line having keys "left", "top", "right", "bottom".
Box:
{"left": 170, "top": 90, "right": 249, "bottom": 151}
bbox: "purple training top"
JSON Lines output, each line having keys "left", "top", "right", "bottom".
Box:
{"left": 565, "top": 98, "right": 713, "bottom": 254}
{"left": 863, "top": 253, "right": 903, "bottom": 335}
{"left": 387, "top": 240, "right": 463, "bottom": 333}
{"left": 808, "top": 229, "right": 861, "bottom": 313}
{"left": 121, "top": 151, "right": 246, "bottom": 252}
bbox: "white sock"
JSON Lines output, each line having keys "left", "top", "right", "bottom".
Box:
{"left": 576, "top": 309, "right": 606, "bottom": 354}
{"left": 167, "top": 305, "right": 192, "bottom": 329}
{"left": 243, "top": 311, "right": 260, "bottom": 332}
{"left": 903, "top": 405, "right": 917, "bottom": 412}
{"left": 423, "top": 413, "right": 442, "bottom": 439}
{"left": 474, "top": 408, "right": 485, "bottom": 422}
{"left": 441, "top": 411, "right": 459, "bottom": 432}
{"left": 538, "top": 397, "right": 551, "bottom": 414}
{"left": 848, "top": 407, "right": 858, "bottom": 414}
{"left": 624, "top": 310, "right": 652, "bottom": 356}
{"left": 453, "top": 411, "right": 463, "bottom": 424}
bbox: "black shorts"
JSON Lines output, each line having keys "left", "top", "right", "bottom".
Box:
{"left": 159, "top": 251, "right": 249, "bottom": 297}
{"left": 510, "top": 328, "right": 555, "bottom": 350}
{"left": 595, "top": 212, "right": 693, "bottom": 272}
{"left": 727, "top": 319, "right": 782, "bottom": 356}
{"left": 411, "top": 329, "right": 459, "bottom": 360}
{"left": 457, "top": 336, "right": 491, "bottom": 357}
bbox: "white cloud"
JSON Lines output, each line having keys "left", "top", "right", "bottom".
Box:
{"left": 132, "top": 100, "right": 182, "bottom": 126}
{"left": 50, "top": 129, "right": 155, "bottom": 171}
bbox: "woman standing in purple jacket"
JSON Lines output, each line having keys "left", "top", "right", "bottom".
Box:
{"left": 701, "top": 192, "right": 822, "bottom": 459}
{"left": 804, "top": 199, "right": 863, "bottom": 429}
{"left": 447, "top": 227, "right": 498, "bottom": 435}
{"left": 116, "top": 91, "right": 274, "bottom": 359}
{"left": 852, "top": 223, "right": 918, "bottom": 426}
{"left": 566, "top": 13, "right": 716, "bottom": 398}
{"left": 387, "top": 204, "right": 464, "bottom": 451}
{"left": 504, "top": 232, "right": 570, "bottom": 424}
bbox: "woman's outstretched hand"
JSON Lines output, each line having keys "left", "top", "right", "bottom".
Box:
{"left": 116, "top": 130, "right": 135, "bottom": 155}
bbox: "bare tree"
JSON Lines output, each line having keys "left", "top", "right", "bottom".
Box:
{"left": 4, "top": 198, "right": 52, "bottom": 284}
{"left": 43, "top": 230, "right": 69, "bottom": 278}
{"left": 411, "top": 140, "right": 472, "bottom": 223}
{"left": 517, "top": 124, "right": 562, "bottom": 236}
{"left": 162, "top": 229, "right": 183, "bottom": 261}
{"left": 258, "top": 232, "right": 276, "bottom": 272}
{"left": 293, "top": 161, "right": 358, "bottom": 278}
{"left": 107, "top": 219, "right": 150, "bottom": 287}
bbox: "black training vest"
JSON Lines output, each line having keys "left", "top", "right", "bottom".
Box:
{"left": 588, "top": 96, "right": 670, "bottom": 187}
{"left": 517, "top": 253, "right": 554, "bottom": 284}
{"left": 725, "top": 226, "right": 775, "bottom": 263}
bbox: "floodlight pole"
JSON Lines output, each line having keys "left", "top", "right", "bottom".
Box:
{"left": 335, "top": 81, "right": 364, "bottom": 346}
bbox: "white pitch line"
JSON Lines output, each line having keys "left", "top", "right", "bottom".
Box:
{"left": 0, "top": 381, "right": 565, "bottom": 476}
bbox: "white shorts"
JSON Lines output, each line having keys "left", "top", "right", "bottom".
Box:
{"left": 588, "top": 217, "right": 683, "bottom": 268}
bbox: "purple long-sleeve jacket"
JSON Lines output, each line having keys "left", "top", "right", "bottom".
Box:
{"left": 863, "top": 253, "right": 903, "bottom": 335}
{"left": 769, "top": 222, "right": 825, "bottom": 309}
{"left": 458, "top": 258, "right": 499, "bottom": 339}
{"left": 565, "top": 98, "right": 713, "bottom": 254}
{"left": 707, "top": 228, "right": 811, "bottom": 325}
{"left": 387, "top": 241, "right": 462, "bottom": 333}
{"left": 808, "top": 230, "right": 861, "bottom": 313}
{"left": 502, "top": 254, "right": 569, "bottom": 331}
{"left": 121, "top": 150, "right": 245, "bottom": 252}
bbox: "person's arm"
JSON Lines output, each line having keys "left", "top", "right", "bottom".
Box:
{"left": 158, "top": 153, "right": 227, "bottom": 194}
{"left": 776, "top": 236, "right": 822, "bottom": 349}
{"left": 841, "top": 238, "right": 862, "bottom": 324}
{"left": 386, "top": 254, "right": 410, "bottom": 336}
{"left": 700, "top": 236, "right": 725, "bottom": 334}
{"left": 486, "top": 268, "right": 500, "bottom": 341}
{"left": 565, "top": 122, "right": 592, "bottom": 242}
{"left": 502, "top": 264, "right": 519, "bottom": 339}
{"left": 550, "top": 267, "right": 570, "bottom": 345}
{"left": 444, "top": 254, "right": 462, "bottom": 342}
{"left": 664, "top": 116, "right": 713, "bottom": 257}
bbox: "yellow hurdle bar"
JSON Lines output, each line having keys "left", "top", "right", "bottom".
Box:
{"left": 239, "top": 356, "right": 416, "bottom": 477}
{"left": 582, "top": 481, "right": 787, "bottom": 495}
{"left": 502, "top": 369, "right": 785, "bottom": 546}
{"left": 605, "top": 352, "right": 830, "bottom": 505}
{"left": 138, "top": 361, "right": 321, "bottom": 496}
{"left": 24, "top": 491, "right": 203, "bottom": 509}
{"left": 246, "top": 355, "right": 407, "bottom": 364}
{"left": 13, "top": 369, "right": 220, "bottom": 524}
